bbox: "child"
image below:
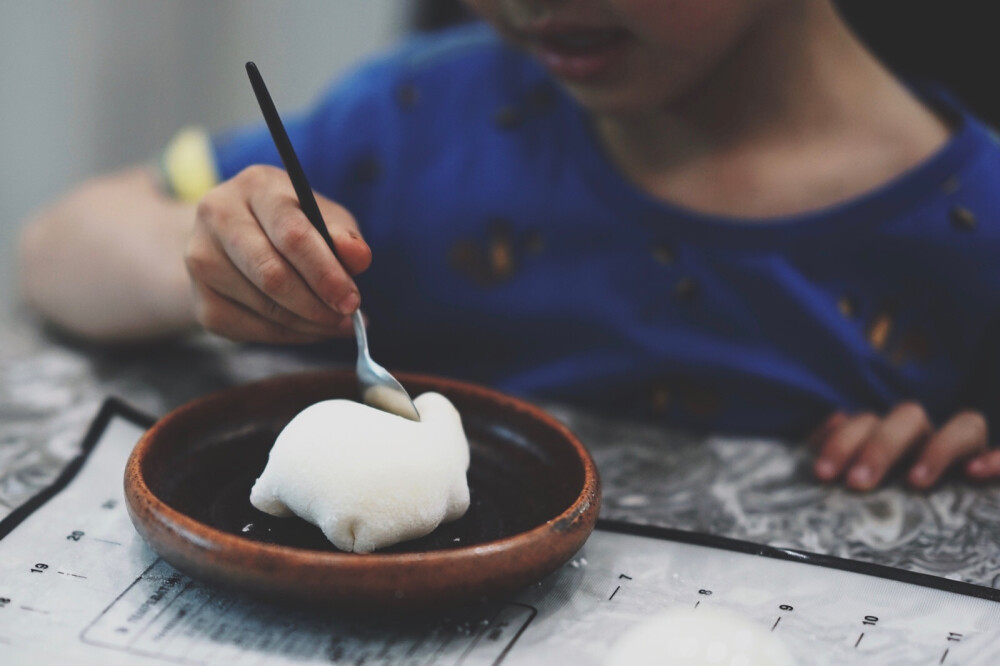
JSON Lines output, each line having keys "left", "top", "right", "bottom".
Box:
{"left": 18, "top": 0, "right": 1000, "bottom": 491}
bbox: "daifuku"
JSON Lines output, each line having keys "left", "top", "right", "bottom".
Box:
{"left": 250, "top": 392, "right": 470, "bottom": 553}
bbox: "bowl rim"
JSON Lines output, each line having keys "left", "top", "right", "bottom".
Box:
{"left": 125, "top": 369, "right": 601, "bottom": 571}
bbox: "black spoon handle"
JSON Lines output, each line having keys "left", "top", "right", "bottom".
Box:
{"left": 245, "top": 61, "right": 338, "bottom": 257}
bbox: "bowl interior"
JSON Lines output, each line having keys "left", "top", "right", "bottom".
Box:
{"left": 141, "top": 372, "right": 587, "bottom": 554}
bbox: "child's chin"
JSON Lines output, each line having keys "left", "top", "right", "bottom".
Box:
{"left": 561, "top": 81, "right": 682, "bottom": 118}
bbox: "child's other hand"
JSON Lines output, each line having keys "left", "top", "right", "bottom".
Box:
{"left": 184, "top": 165, "right": 372, "bottom": 343}
{"left": 811, "top": 404, "right": 997, "bottom": 490}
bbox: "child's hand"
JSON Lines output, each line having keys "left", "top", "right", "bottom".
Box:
{"left": 811, "top": 404, "right": 997, "bottom": 490}
{"left": 184, "top": 165, "right": 372, "bottom": 343}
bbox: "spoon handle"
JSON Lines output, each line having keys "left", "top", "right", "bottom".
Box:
{"left": 351, "top": 310, "right": 369, "bottom": 361}
{"left": 245, "top": 61, "right": 339, "bottom": 258}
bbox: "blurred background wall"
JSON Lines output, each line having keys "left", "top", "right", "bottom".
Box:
{"left": 0, "top": 0, "right": 411, "bottom": 313}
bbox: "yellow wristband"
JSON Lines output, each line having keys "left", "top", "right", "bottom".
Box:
{"left": 160, "top": 126, "right": 220, "bottom": 203}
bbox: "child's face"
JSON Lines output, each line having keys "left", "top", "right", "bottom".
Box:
{"left": 464, "top": 0, "right": 789, "bottom": 116}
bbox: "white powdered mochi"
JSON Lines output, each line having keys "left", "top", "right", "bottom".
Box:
{"left": 249, "top": 392, "right": 470, "bottom": 553}
{"left": 604, "top": 608, "right": 796, "bottom": 666}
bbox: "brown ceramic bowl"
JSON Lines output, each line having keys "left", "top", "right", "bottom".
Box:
{"left": 124, "top": 370, "right": 600, "bottom": 610}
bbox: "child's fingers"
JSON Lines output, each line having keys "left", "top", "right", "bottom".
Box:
{"left": 318, "top": 197, "right": 372, "bottom": 277}
{"left": 813, "top": 412, "right": 879, "bottom": 481}
{"left": 186, "top": 226, "right": 345, "bottom": 335}
{"left": 246, "top": 178, "right": 363, "bottom": 316}
{"left": 194, "top": 183, "right": 351, "bottom": 327}
{"left": 966, "top": 449, "right": 1000, "bottom": 480}
{"left": 204, "top": 268, "right": 344, "bottom": 338}
{"left": 845, "top": 403, "right": 932, "bottom": 491}
{"left": 909, "top": 411, "right": 988, "bottom": 488}
{"left": 192, "top": 283, "right": 348, "bottom": 344}
{"left": 806, "top": 411, "right": 848, "bottom": 449}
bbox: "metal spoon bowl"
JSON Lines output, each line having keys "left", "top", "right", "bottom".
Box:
{"left": 245, "top": 61, "right": 420, "bottom": 421}
{"left": 352, "top": 311, "right": 420, "bottom": 420}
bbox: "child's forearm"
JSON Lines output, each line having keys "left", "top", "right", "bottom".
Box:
{"left": 17, "top": 166, "right": 198, "bottom": 341}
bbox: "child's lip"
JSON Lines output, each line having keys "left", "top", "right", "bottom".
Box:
{"left": 519, "top": 21, "right": 631, "bottom": 82}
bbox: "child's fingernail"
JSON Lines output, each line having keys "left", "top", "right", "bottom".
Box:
{"left": 347, "top": 230, "right": 368, "bottom": 248}
{"left": 815, "top": 460, "right": 836, "bottom": 479}
{"left": 848, "top": 465, "right": 873, "bottom": 488}
{"left": 909, "top": 464, "right": 930, "bottom": 485}
{"left": 337, "top": 292, "right": 359, "bottom": 314}
{"left": 968, "top": 459, "right": 987, "bottom": 475}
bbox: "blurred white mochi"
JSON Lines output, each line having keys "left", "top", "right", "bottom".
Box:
{"left": 604, "top": 607, "right": 796, "bottom": 666}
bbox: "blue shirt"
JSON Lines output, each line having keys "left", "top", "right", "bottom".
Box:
{"left": 208, "top": 24, "right": 1000, "bottom": 437}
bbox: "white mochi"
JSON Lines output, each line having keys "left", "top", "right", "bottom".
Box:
{"left": 249, "top": 392, "right": 470, "bottom": 553}
{"left": 604, "top": 608, "right": 796, "bottom": 666}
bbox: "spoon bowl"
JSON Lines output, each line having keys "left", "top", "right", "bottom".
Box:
{"left": 352, "top": 311, "right": 420, "bottom": 421}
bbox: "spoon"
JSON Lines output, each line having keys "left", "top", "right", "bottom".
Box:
{"left": 245, "top": 61, "right": 420, "bottom": 422}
